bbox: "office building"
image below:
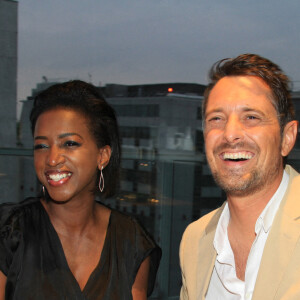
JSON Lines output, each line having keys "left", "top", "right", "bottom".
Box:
{"left": 0, "top": 0, "right": 18, "bottom": 203}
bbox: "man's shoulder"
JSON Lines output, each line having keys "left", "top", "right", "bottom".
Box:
{"left": 285, "top": 164, "right": 300, "bottom": 179}
{"left": 183, "top": 205, "right": 224, "bottom": 240}
{"left": 180, "top": 205, "right": 224, "bottom": 269}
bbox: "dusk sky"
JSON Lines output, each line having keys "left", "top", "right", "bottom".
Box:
{"left": 18, "top": 0, "right": 300, "bottom": 104}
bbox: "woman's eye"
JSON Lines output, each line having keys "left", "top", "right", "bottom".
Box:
{"left": 33, "top": 144, "right": 48, "bottom": 150}
{"left": 64, "top": 141, "right": 81, "bottom": 147}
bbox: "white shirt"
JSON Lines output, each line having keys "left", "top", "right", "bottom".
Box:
{"left": 206, "top": 171, "right": 289, "bottom": 300}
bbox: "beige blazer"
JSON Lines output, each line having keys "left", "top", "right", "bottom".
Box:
{"left": 180, "top": 165, "right": 300, "bottom": 300}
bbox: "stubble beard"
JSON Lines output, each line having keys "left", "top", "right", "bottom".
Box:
{"left": 211, "top": 168, "right": 262, "bottom": 197}
{"left": 209, "top": 156, "right": 282, "bottom": 197}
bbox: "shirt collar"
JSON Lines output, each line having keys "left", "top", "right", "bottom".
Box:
{"left": 213, "top": 202, "right": 230, "bottom": 260}
{"left": 255, "top": 170, "right": 289, "bottom": 234}
{"left": 214, "top": 170, "right": 289, "bottom": 254}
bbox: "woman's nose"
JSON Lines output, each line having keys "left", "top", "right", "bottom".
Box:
{"left": 47, "top": 146, "right": 65, "bottom": 166}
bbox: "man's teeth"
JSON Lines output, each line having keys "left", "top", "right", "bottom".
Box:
{"left": 49, "top": 173, "right": 72, "bottom": 181}
{"left": 223, "top": 152, "right": 252, "bottom": 160}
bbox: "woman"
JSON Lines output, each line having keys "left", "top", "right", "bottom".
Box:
{"left": 0, "top": 80, "right": 161, "bottom": 299}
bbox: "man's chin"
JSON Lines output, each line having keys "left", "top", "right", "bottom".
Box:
{"left": 212, "top": 171, "right": 261, "bottom": 197}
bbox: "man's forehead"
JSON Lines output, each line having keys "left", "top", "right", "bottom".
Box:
{"left": 211, "top": 76, "right": 271, "bottom": 95}
{"left": 205, "top": 76, "right": 276, "bottom": 114}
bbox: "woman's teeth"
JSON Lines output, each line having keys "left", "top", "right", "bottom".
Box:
{"left": 48, "top": 173, "right": 72, "bottom": 181}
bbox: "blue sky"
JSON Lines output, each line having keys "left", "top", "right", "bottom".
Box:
{"left": 18, "top": 0, "right": 300, "bottom": 102}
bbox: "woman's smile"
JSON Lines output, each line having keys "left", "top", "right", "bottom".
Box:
{"left": 34, "top": 108, "right": 103, "bottom": 203}
{"left": 45, "top": 170, "right": 73, "bottom": 186}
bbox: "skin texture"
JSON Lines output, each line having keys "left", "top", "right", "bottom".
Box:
{"left": 34, "top": 108, "right": 106, "bottom": 204}
{"left": 204, "top": 76, "right": 294, "bottom": 198}
{"left": 132, "top": 256, "right": 150, "bottom": 299}
{"left": 204, "top": 75, "right": 298, "bottom": 280}
{"left": 0, "top": 271, "right": 5, "bottom": 300}
{"left": 0, "top": 108, "right": 150, "bottom": 299}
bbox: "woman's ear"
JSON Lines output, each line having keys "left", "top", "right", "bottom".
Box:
{"left": 98, "top": 145, "right": 112, "bottom": 169}
{"left": 281, "top": 120, "right": 298, "bottom": 157}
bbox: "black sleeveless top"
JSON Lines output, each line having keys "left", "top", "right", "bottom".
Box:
{"left": 0, "top": 198, "right": 161, "bottom": 299}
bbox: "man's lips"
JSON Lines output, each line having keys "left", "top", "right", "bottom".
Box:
{"left": 220, "top": 151, "right": 254, "bottom": 161}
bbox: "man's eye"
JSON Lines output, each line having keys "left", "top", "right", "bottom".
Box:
{"left": 208, "top": 116, "right": 222, "bottom": 122}
{"left": 207, "top": 117, "right": 222, "bottom": 123}
{"left": 33, "top": 144, "right": 48, "bottom": 150}
{"left": 64, "top": 141, "right": 81, "bottom": 147}
{"left": 247, "top": 115, "right": 258, "bottom": 120}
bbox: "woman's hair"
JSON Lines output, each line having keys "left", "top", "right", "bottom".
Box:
{"left": 30, "top": 80, "right": 121, "bottom": 198}
{"left": 202, "top": 53, "right": 295, "bottom": 132}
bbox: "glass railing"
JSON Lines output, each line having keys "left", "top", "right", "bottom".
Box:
{"left": 1, "top": 146, "right": 299, "bottom": 299}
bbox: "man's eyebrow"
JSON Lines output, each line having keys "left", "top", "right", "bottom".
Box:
{"left": 241, "top": 107, "right": 266, "bottom": 115}
{"left": 205, "top": 107, "right": 267, "bottom": 116}
{"left": 205, "top": 108, "right": 223, "bottom": 117}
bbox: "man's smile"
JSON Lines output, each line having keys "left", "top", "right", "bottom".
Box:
{"left": 221, "top": 151, "right": 254, "bottom": 161}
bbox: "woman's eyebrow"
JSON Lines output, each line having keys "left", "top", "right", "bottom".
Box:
{"left": 34, "top": 133, "right": 83, "bottom": 140}
{"left": 34, "top": 135, "right": 47, "bottom": 140}
{"left": 58, "top": 132, "right": 83, "bottom": 139}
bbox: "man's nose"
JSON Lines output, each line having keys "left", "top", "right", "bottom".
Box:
{"left": 223, "top": 115, "right": 244, "bottom": 144}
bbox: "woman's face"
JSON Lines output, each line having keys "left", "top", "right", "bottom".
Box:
{"left": 33, "top": 107, "right": 111, "bottom": 203}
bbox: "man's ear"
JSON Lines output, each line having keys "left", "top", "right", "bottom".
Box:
{"left": 98, "top": 145, "right": 112, "bottom": 169}
{"left": 281, "top": 120, "right": 298, "bottom": 157}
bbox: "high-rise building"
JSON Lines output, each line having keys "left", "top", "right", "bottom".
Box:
{"left": 102, "top": 83, "right": 224, "bottom": 297}
{"left": 0, "top": 0, "right": 19, "bottom": 203}
{"left": 0, "top": 0, "right": 17, "bottom": 147}
{"left": 19, "top": 80, "right": 300, "bottom": 298}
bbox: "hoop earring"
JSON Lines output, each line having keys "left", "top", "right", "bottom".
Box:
{"left": 99, "top": 166, "right": 104, "bottom": 192}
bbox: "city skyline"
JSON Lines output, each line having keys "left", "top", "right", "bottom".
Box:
{"left": 18, "top": 0, "right": 300, "bottom": 106}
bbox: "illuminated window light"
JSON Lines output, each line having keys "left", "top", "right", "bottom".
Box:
{"left": 168, "top": 87, "right": 173, "bottom": 92}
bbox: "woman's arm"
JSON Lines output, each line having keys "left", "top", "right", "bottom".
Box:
{"left": 0, "top": 270, "right": 6, "bottom": 300}
{"left": 132, "top": 256, "right": 150, "bottom": 300}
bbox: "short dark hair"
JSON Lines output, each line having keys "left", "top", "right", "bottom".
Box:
{"left": 202, "top": 54, "right": 296, "bottom": 131}
{"left": 30, "top": 80, "right": 121, "bottom": 198}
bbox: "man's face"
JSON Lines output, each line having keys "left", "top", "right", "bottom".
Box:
{"left": 204, "top": 76, "right": 285, "bottom": 197}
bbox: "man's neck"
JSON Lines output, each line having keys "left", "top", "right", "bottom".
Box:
{"left": 227, "top": 169, "right": 284, "bottom": 234}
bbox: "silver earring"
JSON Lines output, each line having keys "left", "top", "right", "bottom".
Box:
{"left": 42, "top": 185, "right": 46, "bottom": 198}
{"left": 99, "top": 166, "right": 104, "bottom": 192}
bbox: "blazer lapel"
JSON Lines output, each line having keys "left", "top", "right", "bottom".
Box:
{"left": 196, "top": 203, "right": 226, "bottom": 299}
{"left": 253, "top": 166, "right": 300, "bottom": 300}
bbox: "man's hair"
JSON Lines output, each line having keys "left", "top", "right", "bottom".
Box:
{"left": 30, "top": 80, "right": 121, "bottom": 198}
{"left": 202, "top": 53, "right": 296, "bottom": 132}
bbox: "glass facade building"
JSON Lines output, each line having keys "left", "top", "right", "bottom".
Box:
{"left": 1, "top": 2, "right": 300, "bottom": 298}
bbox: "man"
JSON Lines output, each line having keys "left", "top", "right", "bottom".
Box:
{"left": 180, "top": 54, "right": 299, "bottom": 300}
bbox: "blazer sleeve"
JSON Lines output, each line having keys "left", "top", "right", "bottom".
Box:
{"left": 179, "top": 228, "right": 189, "bottom": 300}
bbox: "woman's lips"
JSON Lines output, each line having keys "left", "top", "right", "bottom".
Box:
{"left": 45, "top": 171, "right": 72, "bottom": 186}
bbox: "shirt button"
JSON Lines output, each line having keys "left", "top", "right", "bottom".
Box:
{"left": 245, "top": 292, "right": 252, "bottom": 299}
